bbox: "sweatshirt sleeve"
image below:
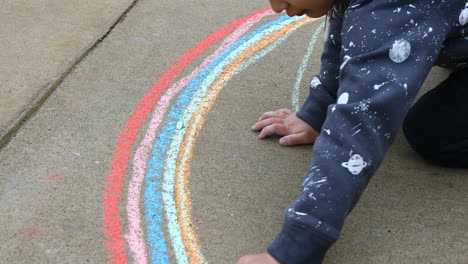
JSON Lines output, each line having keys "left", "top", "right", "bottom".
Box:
{"left": 268, "top": 1, "right": 451, "bottom": 263}
{"left": 296, "top": 9, "right": 343, "bottom": 132}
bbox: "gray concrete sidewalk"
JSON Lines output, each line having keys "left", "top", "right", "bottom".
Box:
{"left": 0, "top": 0, "right": 467, "bottom": 263}
{"left": 0, "top": 0, "right": 135, "bottom": 147}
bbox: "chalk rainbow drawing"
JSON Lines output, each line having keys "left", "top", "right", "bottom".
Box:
{"left": 103, "top": 7, "right": 324, "bottom": 264}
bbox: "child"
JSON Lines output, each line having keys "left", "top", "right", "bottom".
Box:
{"left": 238, "top": 0, "right": 468, "bottom": 263}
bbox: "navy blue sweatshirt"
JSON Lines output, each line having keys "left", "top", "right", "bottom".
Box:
{"left": 268, "top": 0, "right": 468, "bottom": 263}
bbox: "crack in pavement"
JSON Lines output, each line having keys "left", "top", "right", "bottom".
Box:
{"left": 0, "top": 0, "right": 140, "bottom": 152}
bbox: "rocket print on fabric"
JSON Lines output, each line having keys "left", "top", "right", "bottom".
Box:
{"left": 341, "top": 154, "right": 368, "bottom": 175}
{"left": 310, "top": 76, "right": 322, "bottom": 89}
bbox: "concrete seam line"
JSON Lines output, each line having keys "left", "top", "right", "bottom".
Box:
{"left": 0, "top": 0, "right": 140, "bottom": 152}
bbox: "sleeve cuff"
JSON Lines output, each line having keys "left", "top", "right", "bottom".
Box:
{"left": 267, "top": 219, "right": 335, "bottom": 264}
{"left": 296, "top": 82, "right": 336, "bottom": 132}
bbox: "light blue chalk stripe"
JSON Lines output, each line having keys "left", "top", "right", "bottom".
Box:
{"left": 144, "top": 15, "right": 298, "bottom": 264}
{"left": 292, "top": 22, "right": 324, "bottom": 111}
{"left": 159, "top": 16, "right": 301, "bottom": 264}
{"left": 238, "top": 19, "right": 313, "bottom": 76}
{"left": 162, "top": 16, "right": 309, "bottom": 264}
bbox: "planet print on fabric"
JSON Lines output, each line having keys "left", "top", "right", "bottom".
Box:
{"left": 460, "top": 3, "right": 468, "bottom": 26}
{"left": 341, "top": 154, "right": 368, "bottom": 175}
{"left": 389, "top": 39, "right": 411, "bottom": 63}
{"left": 337, "top": 92, "right": 349, "bottom": 104}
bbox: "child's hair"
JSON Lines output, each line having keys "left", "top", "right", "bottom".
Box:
{"left": 332, "top": 0, "right": 349, "bottom": 16}
{"left": 324, "top": 0, "right": 348, "bottom": 35}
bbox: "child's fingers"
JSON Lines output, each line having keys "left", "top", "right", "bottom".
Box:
{"left": 258, "top": 108, "right": 294, "bottom": 121}
{"left": 278, "top": 108, "right": 294, "bottom": 115}
{"left": 252, "top": 117, "right": 283, "bottom": 131}
{"left": 279, "top": 132, "right": 312, "bottom": 146}
{"left": 258, "top": 111, "right": 281, "bottom": 121}
{"left": 258, "top": 123, "right": 288, "bottom": 139}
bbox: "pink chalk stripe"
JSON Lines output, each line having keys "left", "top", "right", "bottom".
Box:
{"left": 124, "top": 8, "right": 274, "bottom": 264}
{"left": 103, "top": 7, "right": 271, "bottom": 263}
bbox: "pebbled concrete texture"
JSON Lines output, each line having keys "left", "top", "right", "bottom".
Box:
{"left": 0, "top": 0, "right": 135, "bottom": 146}
{"left": 0, "top": 0, "right": 467, "bottom": 263}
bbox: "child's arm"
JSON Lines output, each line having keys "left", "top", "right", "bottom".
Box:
{"left": 251, "top": 8, "right": 344, "bottom": 147}
{"left": 295, "top": 7, "right": 343, "bottom": 134}
{"left": 265, "top": 1, "right": 455, "bottom": 263}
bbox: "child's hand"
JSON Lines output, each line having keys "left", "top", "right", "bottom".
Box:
{"left": 251, "top": 108, "right": 319, "bottom": 146}
{"left": 237, "top": 252, "right": 280, "bottom": 264}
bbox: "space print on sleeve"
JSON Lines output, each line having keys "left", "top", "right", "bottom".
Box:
{"left": 268, "top": 1, "right": 468, "bottom": 263}
{"left": 460, "top": 2, "right": 468, "bottom": 26}
{"left": 341, "top": 154, "right": 368, "bottom": 175}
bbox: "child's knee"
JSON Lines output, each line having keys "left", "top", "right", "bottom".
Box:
{"left": 402, "top": 69, "right": 468, "bottom": 168}
{"left": 403, "top": 113, "right": 468, "bottom": 168}
{"left": 403, "top": 114, "right": 440, "bottom": 162}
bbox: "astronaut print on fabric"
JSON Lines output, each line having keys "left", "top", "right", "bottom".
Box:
{"left": 341, "top": 154, "right": 368, "bottom": 175}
